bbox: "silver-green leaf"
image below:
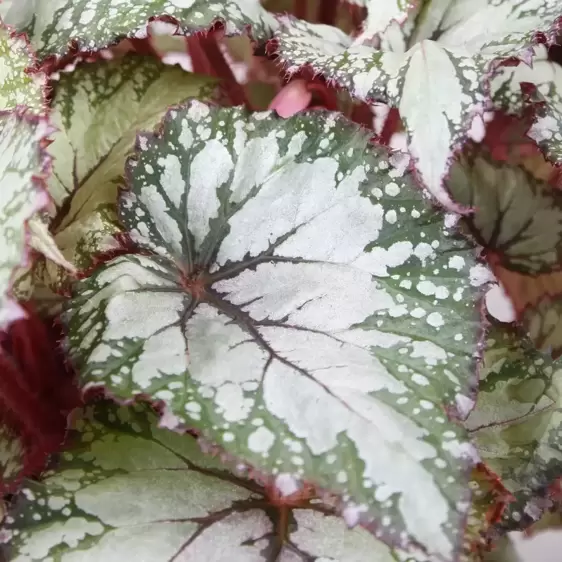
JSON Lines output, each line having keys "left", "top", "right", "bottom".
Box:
{"left": 64, "top": 102, "right": 481, "bottom": 559}
{"left": 1, "top": 0, "right": 278, "bottom": 62}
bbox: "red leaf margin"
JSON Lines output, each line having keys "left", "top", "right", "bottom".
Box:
{"left": 16, "top": 13, "right": 274, "bottom": 76}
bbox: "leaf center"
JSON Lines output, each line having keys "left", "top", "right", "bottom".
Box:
{"left": 180, "top": 266, "right": 208, "bottom": 299}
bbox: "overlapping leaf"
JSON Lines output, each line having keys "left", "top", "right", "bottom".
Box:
{"left": 2, "top": 401, "right": 422, "bottom": 561}
{"left": 0, "top": 21, "right": 50, "bottom": 325}
{"left": 275, "top": 2, "right": 562, "bottom": 204}
{"left": 0, "top": 0, "right": 278, "bottom": 63}
{"left": 444, "top": 153, "right": 562, "bottom": 274}
{"left": 42, "top": 54, "right": 216, "bottom": 289}
{"left": 64, "top": 102, "right": 480, "bottom": 559}
{"left": 466, "top": 321, "right": 562, "bottom": 530}
{"left": 408, "top": 0, "right": 454, "bottom": 45}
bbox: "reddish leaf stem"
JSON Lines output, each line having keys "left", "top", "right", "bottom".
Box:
{"left": 277, "top": 504, "right": 289, "bottom": 546}
{"left": 188, "top": 34, "right": 251, "bottom": 108}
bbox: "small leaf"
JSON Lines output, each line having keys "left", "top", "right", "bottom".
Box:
{"left": 3, "top": 0, "right": 278, "bottom": 63}
{"left": 466, "top": 321, "right": 562, "bottom": 529}
{"left": 44, "top": 54, "right": 216, "bottom": 288}
{"left": 65, "top": 102, "right": 481, "bottom": 558}
{"left": 2, "top": 401, "right": 420, "bottom": 561}
{"left": 445, "top": 154, "right": 562, "bottom": 274}
{"left": 0, "top": 113, "right": 50, "bottom": 330}
{"left": 0, "top": 25, "right": 44, "bottom": 112}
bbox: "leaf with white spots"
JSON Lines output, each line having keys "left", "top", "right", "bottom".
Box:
{"left": 44, "top": 55, "right": 216, "bottom": 289}
{"left": 0, "top": 25, "right": 44, "bottom": 112}
{"left": 491, "top": 47, "right": 562, "bottom": 163}
{"left": 445, "top": 153, "right": 562, "bottom": 274}
{"left": 0, "top": 112, "right": 50, "bottom": 330}
{"left": 64, "top": 102, "right": 481, "bottom": 558}
{"left": 5, "top": 0, "right": 278, "bottom": 63}
{"left": 275, "top": 20, "right": 489, "bottom": 206}
{"left": 2, "top": 400, "right": 423, "bottom": 562}
{"left": 466, "top": 321, "right": 562, "bottom": 530}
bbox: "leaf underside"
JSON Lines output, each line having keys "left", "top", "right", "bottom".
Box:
{"left": 1, "top": 0, "right": 278, "bottom": 62}
{"left": 3, "top": 401, "right": 430, "bottom": 562}
{"left": 64, "top": 102, "right": 481, "bottom": 559}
